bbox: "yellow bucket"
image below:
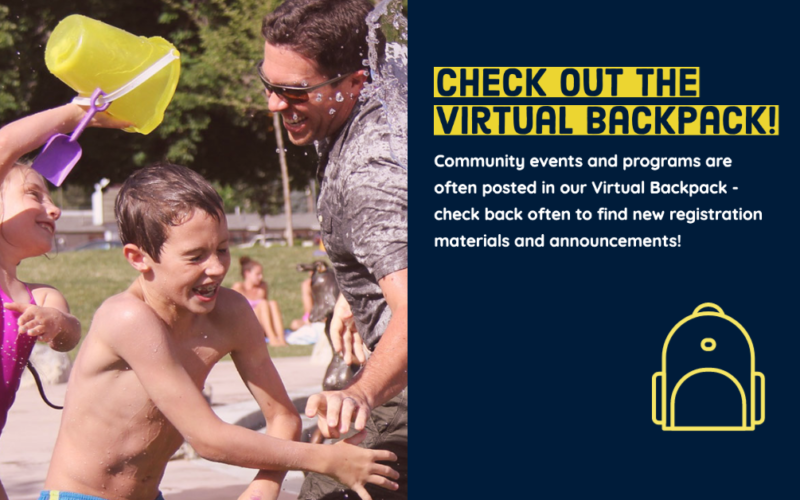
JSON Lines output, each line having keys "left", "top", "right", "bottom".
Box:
{"left": 45, "top": 15, "right": 181, "bottom": 135}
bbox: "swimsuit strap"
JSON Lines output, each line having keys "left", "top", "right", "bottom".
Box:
{"left": 26, "top": 362, "right": 63, "bottom": 409}
{"left": 0, "top": 283, "right": 34, "bottom": 304}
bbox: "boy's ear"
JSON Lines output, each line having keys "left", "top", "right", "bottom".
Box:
{"left": 123, "top": 243, "right": 152, "bottom": 273}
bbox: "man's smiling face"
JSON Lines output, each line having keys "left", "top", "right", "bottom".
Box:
{"left": 261, "top": 42, "right": 366, "bottom": 146}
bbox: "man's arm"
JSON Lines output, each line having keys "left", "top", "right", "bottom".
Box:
{"left": 306, "top": 268, "right": 408, "bottom": 438}
{"left": 228, "top": 293, "right": 302, "bottom": 500}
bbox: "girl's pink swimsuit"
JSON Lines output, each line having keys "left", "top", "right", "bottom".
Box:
{"left": 0, "top": 285, "right": 35, "bottom": 433}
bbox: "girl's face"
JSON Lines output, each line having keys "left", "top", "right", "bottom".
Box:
{"left": 244, "top": 264, "right": 263, "bottom": 286}
{"left": 0, "top": 168, "right": 61, "bottom": 257}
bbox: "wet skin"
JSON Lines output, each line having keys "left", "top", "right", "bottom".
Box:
{"left": 44, "top": 211, "right": 299, "bottom": 500}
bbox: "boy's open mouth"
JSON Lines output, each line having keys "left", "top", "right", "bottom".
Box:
{"left": 193, "top": 283, "right": 219, "bottom": 299}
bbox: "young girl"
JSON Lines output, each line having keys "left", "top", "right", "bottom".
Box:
{"left": 0, "top": 104, "right": 127, "bottom": 500}
{"left": 232, "top": 256, "right": 288, "bottom": 345}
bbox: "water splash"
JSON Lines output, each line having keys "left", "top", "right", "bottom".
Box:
{"left": 363, "top": 0, "right": 408, "bottom": 169}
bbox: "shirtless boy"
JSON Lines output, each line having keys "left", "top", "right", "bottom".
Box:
{"left": 42, "top": 163, "right": 398, "bottom": 500}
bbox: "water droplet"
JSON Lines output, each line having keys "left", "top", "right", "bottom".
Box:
{"left": 335, "top": 92, "right": 344, "bottom": 102}
{"left": 301, "top": 80, "right": 308, "bottom": 87}
{"left": 363, "top": 70, "right": 370, "bottom": 78}
{"left": 276, "top": 148, "right": 280, "bottom": 153}
{"left": 292, "top": 113, "right": 299, "bottom": 121}
{"left": 329, "top": 109, "right": 336, "bottom": 115}
{"left": 362, "top": 59, "right": 370, "bottom": 66}
{"left": 315, "top": 93, "right": 323, "bottom": 102}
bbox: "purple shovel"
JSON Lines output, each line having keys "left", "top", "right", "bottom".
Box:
{"left": 32, "top": 88, "right": 109, "bottom": 186}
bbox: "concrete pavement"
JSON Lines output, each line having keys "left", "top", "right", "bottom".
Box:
{"left": 0, "top": 356, "right": 327, "bottom": 500}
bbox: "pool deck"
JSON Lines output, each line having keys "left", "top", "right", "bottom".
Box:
{"left": 0, "top": 357, "right": 327, "bottom": 500}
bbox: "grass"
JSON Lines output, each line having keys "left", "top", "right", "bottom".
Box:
{"left": 17, "top": 245, "right": 322, "bottom": 359}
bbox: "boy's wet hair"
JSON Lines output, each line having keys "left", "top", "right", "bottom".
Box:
{"left": 115, "top": 162, "right": 224, "bottom": 262}
{"left": 262, "top": 0, "right": 380, "bottom": 79}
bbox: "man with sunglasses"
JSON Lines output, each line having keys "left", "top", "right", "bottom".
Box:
{"left": 260, "top": 1, "right": 408, "bottom": 499}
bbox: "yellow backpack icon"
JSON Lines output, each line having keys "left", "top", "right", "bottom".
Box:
{"left": 652, "top": 303, "right": 765, "bottom": 431}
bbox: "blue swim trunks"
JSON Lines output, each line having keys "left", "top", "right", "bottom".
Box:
{"left": 39, "top": 491, "right": 165, "bottom": 500}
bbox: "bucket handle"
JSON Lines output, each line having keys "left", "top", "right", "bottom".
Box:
{"left": 71, "top": 50, "right": 179, "bottom": 107}
{"left": 693, "top": 302, "right": 724, "bottom": 315}
{"left": 70, "top": 88, "right": 109, "bottom": 142}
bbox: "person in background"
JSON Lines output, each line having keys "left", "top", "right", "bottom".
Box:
{"left": 232, "top": 255, "right": 288, "bottom": 346}
{"left": 290, "top": 272, "right": 313, "bottom": 331}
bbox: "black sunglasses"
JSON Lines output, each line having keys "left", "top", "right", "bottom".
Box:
{"left": 257, "top": 61, "right": 353, "bottom": 103}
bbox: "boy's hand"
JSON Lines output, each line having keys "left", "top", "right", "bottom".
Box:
{"left": 306, "top": 387, "right": 372, "bottom": 439}
{"left": 6, "top": 302, "right": 69, "bottom": 344}
{"left": 329, "top": 431, "right": 399, "bottom": 500}
{"left": 330, "top": 294, "right": 366, "bottom": 365}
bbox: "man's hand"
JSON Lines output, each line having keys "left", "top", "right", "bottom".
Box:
{"left": 6, "top": 302, "right": 72, "bottom": 344}
{"left": 330, "top": 293, "right": 366, "bottom": 365}
{"left": 305, "top": 387, "right": 373, "bottom": 439}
